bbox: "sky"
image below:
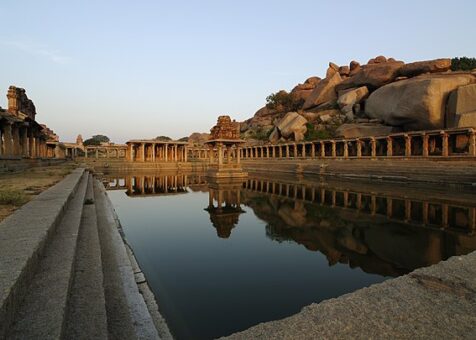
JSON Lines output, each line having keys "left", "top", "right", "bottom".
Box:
{"left": 0, "top": 0, "right": 475, "bottom": 143}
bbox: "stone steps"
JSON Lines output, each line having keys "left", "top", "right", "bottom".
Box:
{"left": 0, "top": 169, "right": 162, "bottom": 339}
{"left": 6, "top": 171, "right": 89, "bottom": 339}
{"left": 63, "top": 174, "right": 108, "bottom": 339}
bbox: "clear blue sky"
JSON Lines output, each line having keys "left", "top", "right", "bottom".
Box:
{"left": 0, "top": 0, "right": 475, "bottom": 143}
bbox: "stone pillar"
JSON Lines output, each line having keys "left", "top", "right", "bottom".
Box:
{"left": 469, "top": 131, "right": 476, "bottom": 156}
{"left": 279, "top": 146, "right": 282, "bottom": 158}
{"left": 85, "top": 147, "right": 88, "bottom": 158}
{"left": 21, "top": 128, "right": 28, "bottom": 157}
{"left": 237, "top": 146, "right": 241, "bottom": 164}
{"left": 286, "top": 145, "right": 290, "bottom": 158}
{"left": 218, "top": 143, "right": 223, "bottom": 165}
{"left": 140, "top": 143, "right": 145, "bottom": 161}
{"left": 386, "top": 137, "right": 393, "bottom": 157}
{"left": 422, "top": 134, "right": 429, "bottom": 157}
{"left": 227, "top": 146, "right": 232, "bottom": 163}
{"left": 441, "top": 133, "right": 449, "bottom": 157}
{"left": 3, "top": 124, "right": 13, "bottom": 156}
{"left": 331, "top": 141, "right": 336, "bottom": 158}
{"left": 184, "top": 146, "right": 188, "bottom": 162}
{"left": 320, "top": 142, "right": 325, "bottom": 157}
{"left": 356, "top": 139, "right": 362, "bottom": 158}
{"left": 266, "top": 146, "right": 269, "bottom": 158}
{"left": 127, "top": 144, "right": 132, "bottom": 161}
{"left": 405, "top": 135, "right": 411, "bottom": 157}
{"left": 174, "top": 145, "right": 178, "bottom": 161}
{"left": 343, "top": 142, "right": 349, "bottom": 158}
{"left": 293, "top": 144, "right": 297, "bottom": 158}
{"left": 12, "top": 125, "right": 20, "bottom": 156}
{"left": 371, "top": 138, "right": 377, "bottom": 158}
{"left": 152, "top": 144, "right": 156, "bottom": 162}
{"left": 311, "top": 143, "right": 315, "bottom": 158}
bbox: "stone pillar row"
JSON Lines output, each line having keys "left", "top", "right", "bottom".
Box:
{"left": 238, "top": 128, "right": 475, "bottom": 160}
{"left": 0, "top": 123, "right": 52, "bottom": 158}
{"left": 125, "top": 142, "right": 189, "bottom": 162}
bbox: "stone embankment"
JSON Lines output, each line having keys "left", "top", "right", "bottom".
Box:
{"left": 0, "top": 168, "right": 171, "bottom": 339}
{"left": 224, "top": 251, "right": 476, "bottom": 339}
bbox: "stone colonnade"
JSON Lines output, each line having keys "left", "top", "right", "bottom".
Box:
{"left": 241, "top": 128, "right": 476, "bottom": 160}
{"left": 126, "top": 141, "right": 188, "bottom": 162}
{"left": 243, "top": 178, "right": 476, "bottom": 231}
{"left": 84, "top": 146, "right": 127, "bottom": 159}
{"left": 0, "top": 119, "right": 49, "bottom": 158}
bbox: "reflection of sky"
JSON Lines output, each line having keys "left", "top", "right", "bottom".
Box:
{"left": 108, "top": 189, "right": 386, "bottom": 340}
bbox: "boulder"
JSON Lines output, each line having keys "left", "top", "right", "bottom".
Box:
{"left": 398, "top": 58, "right": 451, "bottom": 78}
{"left": 304, "top": 76, "right": 321, "bottom": 86}
{"left": 303, "top": 72, "right": 342, "bottom": 110}
{"left": 446, "top": 83, "right": 476, "bottom": 127}
{"left": 366, "top": 73, "right": 476, "bottom": 130}
{"left": 268, "top": 127, "right": 280, "bottom": 143}
{"left": 349, "top": 60, "right": 361, "bottom": 75}
{"left": 276, "top": 112, "right": 308, "bottom": 140}
{"left": 336, "top": 123, "right": 400, "bottom": 138}
{"left": 188, "top": 132, "right": 210, "bottom": 145}
{"left": 339, "top": 66, "right": 350, "bottom": 77}
{"left": 455, "top": 112, "right": 476, "bottom": 128}
{"left": 337, "top": 86, "right": 369, "bottom": 109}
{"left": 291, "top": 89, "right": 314, "bottom": 101}
{"left": 335, "top": 60, "right": 404, "bottom": 92}
{"left": 373, "top": 55, "right": 388, "bottom": 64}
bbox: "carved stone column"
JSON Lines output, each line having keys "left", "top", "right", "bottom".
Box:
{"left": 422, "top": 134, "right": 429, "bottom": 157}
{"left": 441, "top": 133, "right": 449, "bottom": 157}
{"left": 356, "top": 139, "right": 362, "bottom": 158}
{"left": 371, "top": 138, "right": 377, "bottom": 158}
{"left": 386, "top": 137, "right": 393, "bottom": 157}
{"left": 405, "top": 135, "right": 412, "bottom": 157}
{"left": 3, "top": 124, "right": 13, "bottom": 156}
{"left": 311, "top": 143, "right": 315, "bottom": 158}
{"left": 331, "top": 141, "right": 336, "bottom": 158}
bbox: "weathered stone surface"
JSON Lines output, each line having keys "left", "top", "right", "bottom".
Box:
{"left": 455, "top": 112, "right": 476, "bottom": 128}
{"left": 291, "top": 89, "right": 314, "bottom": 102}
{"left": 303, "top": 73, "right": 342, "bottom": 110}
{"left": 337, "top": 86, "right": 369, "bottom": 109}
{"left": 268, "top": 127, "right": 280, "bottom": 143}
{"left": 188, "top": 132, "right": 210, "bottom": 145}
{"left": 373, "top": 55, "right": 387, "bottom": 64}
{"left": 339, "top": 66, "right": 350, "bottom": 77}
{"left": 336, "top": 123, "right": 399, "bottom": 138}
{"left": 398, "top": 58, "right": 451, "bottom": 78}
{"left": 349, "top": 60, "right": 361, "bottom": 75}
{"left": 209, "top": 116, "right": 240, "bottom": 139}
{"left": 366, "top": 73, "right": 476, "bottom": 130}
{"left": 276, "top": 112, "right": 308, "bottom": 140}
{"left": 446, "top": 84, "right": 476, "bottom": 127}
{"left": 336, "top": 61, "right": 404, "bottom": 92}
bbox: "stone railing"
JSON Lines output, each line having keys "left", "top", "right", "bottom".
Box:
{"left": 240, "top": 128, "right": 476, "bottom": 160}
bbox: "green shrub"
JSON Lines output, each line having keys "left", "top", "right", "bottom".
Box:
{"left": 266, "top": 91, "right": 304, "bottom": 112}
{"left": 451, "top": 57, "right": 476, "bottom": 71}
{"left": 304, "top": 124, "right": 333, "bottom": 141}
{"left": 0, "top": 190, "right": 28, "bottom": 206}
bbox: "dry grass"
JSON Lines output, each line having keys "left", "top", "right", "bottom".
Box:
{"left": 0, "top": 163, "right": 78, "bottom": 222}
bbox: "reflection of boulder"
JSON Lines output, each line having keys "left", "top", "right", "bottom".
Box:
{"left": 277, "top": 201, "right": 308, "bottom": 227}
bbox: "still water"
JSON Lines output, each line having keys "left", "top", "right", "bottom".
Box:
{"left": 105, "top": 172, "right": 476, "bottom": 340}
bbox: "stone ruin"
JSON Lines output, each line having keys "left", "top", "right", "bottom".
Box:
{"left": 7, "top": 86, "right": 37, "bottom": 120}
{"left": 209, "top": 115, "right": 240, "bottom": 140}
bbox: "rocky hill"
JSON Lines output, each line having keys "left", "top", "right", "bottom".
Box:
{"left": 240, "top": 56, "right": 476, "bottom": 143}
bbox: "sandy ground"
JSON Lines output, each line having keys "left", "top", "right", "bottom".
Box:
{"left": 0, "top": 163, "right": 78, "bottom": 222}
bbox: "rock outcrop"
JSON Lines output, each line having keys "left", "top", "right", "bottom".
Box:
{"left": 366, "top": 73, "right": 476, "bottom": 130}
{"left": 398, "top": 58, "right": 451, "bottom": 78}
{"left": 275, "top": 112, "right": 308, "bottom": 142}
{"left": 336, "top": 123, "right": 400, "bottom": 138}
{"left": 446, "top": 83, "right": 476, "bottom": 128}
{"left": 303, "top": 72, "right": 342, "bottom": 110}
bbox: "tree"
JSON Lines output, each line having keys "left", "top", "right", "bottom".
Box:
{"left": 83, "top": 135, "right": 110, "bottom": 146}
{"left": 155, "top": 136, "right": 172, "bottom": 141}
{"left": 266, "top": 90, "right": 304, "bottom": 112}
{"left": 451, "top": 57, "right": 476, "bottom": 71}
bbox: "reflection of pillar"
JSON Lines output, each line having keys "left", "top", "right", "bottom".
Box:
{"left": 343, "top": 191, "right": 348, "bottom": 207}
{"left": 405, "top": 135, "right": 411, "bottom": 157}
{"left": 442, "top": 204, "right": 448, "bottom": 228}
{"left": 387, "top": 198, "right": 393, "bottom": 218}
{"left": 405, "top": 200, "right": 411, "bottom": 222}
{"left": 320, "top": 188, "right": 325, "bottom": 204}
{"left": 371, "top": 195, "right": 376, "bottom": 215}
{"left": 469, "top": 207, "right": 476, "bottom": 230}
{"left": 422, "top": 202, "right": 429, "bottom": 225}
{"left": 356, "top": 193, "right": 362, "bottom": 210}
{"left": 331, "top": 191, "right": 336, "bottom": 207}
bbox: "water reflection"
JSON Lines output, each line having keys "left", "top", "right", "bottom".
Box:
{"left": 103, "top": 172, "right": 476, "bottom": 339}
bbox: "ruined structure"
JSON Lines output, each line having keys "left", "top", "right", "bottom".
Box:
{"left": 0, "top": 86, "right": 62, "bottom": 159}
{"left": 205, "top": 116, "right": 247, "bottom": 180}
{"left": 126, "top": 140, "right": 188, "bottom": 162}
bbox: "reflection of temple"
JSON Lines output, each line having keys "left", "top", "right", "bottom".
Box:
{"left": 102, "top": 173, "right": 207, "bottom": 196}
{"left": 205, "top": 181, "right": 245, "bottom": 238}
{"left": 241, "top": 177, "right": 476, "bottom": 277}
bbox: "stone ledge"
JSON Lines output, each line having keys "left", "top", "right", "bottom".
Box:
{"left": 0, "top": 168, "right": 85, "bottom": 337}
